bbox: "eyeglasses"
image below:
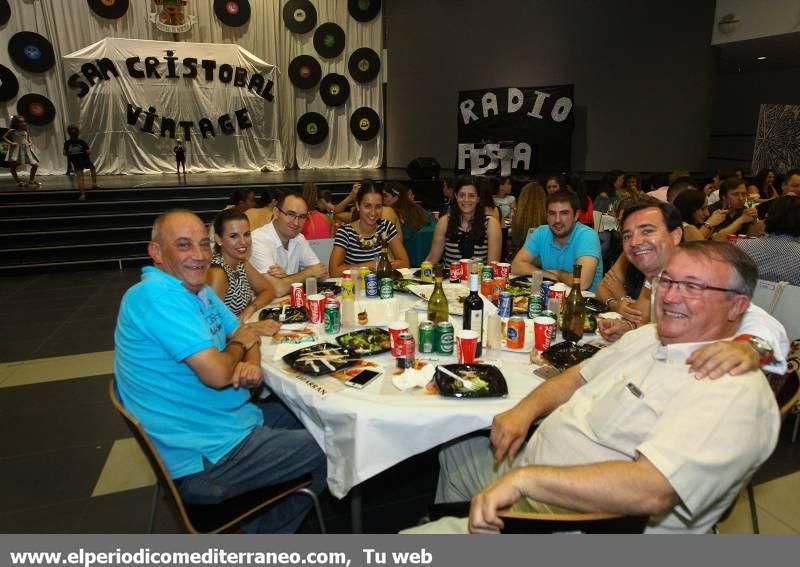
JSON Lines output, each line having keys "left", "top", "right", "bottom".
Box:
{"left": 277, "top": 207, "right": 308, "bottom": 222}
{"left": 653, "top": 275, "right": 744, "bottom": 298}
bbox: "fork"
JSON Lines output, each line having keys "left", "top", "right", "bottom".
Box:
{"left": 436, "top": 366, "right": 478, "bottom": 391}
{"left": 279, "top": 304, "right": 287, "bottom": 323}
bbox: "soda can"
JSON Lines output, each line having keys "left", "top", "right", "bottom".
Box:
{"left": 489, "top": 261, "right": 499, "bottom": 277}
{"left": 324, "top": 298, "right": 341, "bottom": 334}
{"left": 492, "top": 276, "right": 506, "bottom": 301}
{"left": 726, "top": 234, "right": 738, "bottom": 243}
{"left": 419, "top": 321, "right": 436, "bottom": 353}
{"left": 449, "top": 263, "right": 462, "bottom": 284}
{"left": 540, "top": 280, "right": 554, "bottom": 309}
{"left": 341, "top": 277, "right": 355, "bottom": 299}
{"left": 527, "top": 293, "right": 543, "bottom": 319}
{"left": 396, "top": 331, "right": 416, "bottom": 369}
{"left": 435, "top": 321, "right": 455, "bottom": 355}
{"left": 365, "top": 273, "right": 379, "bottom": 297}
{"left": 473, "top": 260, "right": 484, "bottom": 279}
{"left": 481, "top": 278, "right": 495, "bottom": 297}
{"left": 497, "top": 291, "right": 513, "bottom": 317}
{"left": 291, "top": 282, "right": 305, "bottom": 307}
{"left": 380, "top": 278, "right": 394, "bottom": 299}
{"left": 460, "top": 259, "right": 471, "bottom": 279}
{"left": 506, "top": 316, "right": 525, "bottom": 349}
{"left": 481, "top": 266, "right": 494, "bottom": 282}
{"left": 421, "top": 261, "right": 434, "bottom": 283}
{"left": 359, "top": 266, "right": 371, "bottom": 287}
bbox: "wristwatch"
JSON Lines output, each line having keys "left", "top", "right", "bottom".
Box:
{"left": 734, "top": 334, "right": 774, "bottom": 366}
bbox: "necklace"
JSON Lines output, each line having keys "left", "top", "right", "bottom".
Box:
{"left": 355, "top": 220, "right": 381, "bottom": 250}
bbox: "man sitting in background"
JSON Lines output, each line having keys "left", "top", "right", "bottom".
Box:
{"left": 114, "top": 210, "right": 326, "bottom": 533}
{"left": 410, "top": 241, "right": 780, "bottom": 534}
{"left": 249, "top": 192, "right": 328, "bottom": 296}
{"left": 710, "top": 177, "right": 763, "bottom": 240}
{"left": 510, "top": 190, "right": 603, "bottom": 292}
{"left": 736, "top": 194, "right": 800, "bottom": 286}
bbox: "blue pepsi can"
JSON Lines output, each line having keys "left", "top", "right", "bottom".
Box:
{"left": 540, "top": 280, "right": 554, "bottom": 309}
{"left": 497, "top": 291, "right": 513, "bottom": 318}
{"left": 365, "top": 273, "right": 379, "bottom": 297}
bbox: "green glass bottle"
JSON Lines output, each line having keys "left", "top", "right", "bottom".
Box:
{"left": 427, "top": 266, "right": 449, "bottom": 324}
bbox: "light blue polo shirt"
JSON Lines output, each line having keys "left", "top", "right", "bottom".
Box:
{"left": 114, "top": 266, "right": 263, "bottom": 479}
{"left": 523, "top": 223, "right": 603, "bottom": 291}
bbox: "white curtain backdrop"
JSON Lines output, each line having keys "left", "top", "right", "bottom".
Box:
{"left": 0, "top": 0, "right": 383, "bottom": 174}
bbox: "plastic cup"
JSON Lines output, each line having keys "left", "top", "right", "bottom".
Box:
{"left": 306, "top": 294, "right": 326, "bottom": 324}
{"left": 456, "top": 330, "right": 479, "bottom": 364}
{"left": 495, "top": 262, "right": 511, "bottom": 280}
{"left": 533, "top": 316, "right": 556, "bottom": 352}
{"left": 388, "top": 321, "right": 410, "bottom": 356}
{"left": 305, "top": 277, "right": 318, "bottom": 296}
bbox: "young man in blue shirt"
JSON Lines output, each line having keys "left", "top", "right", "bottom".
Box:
{"left": 510, "top": 190, "right": 603, "bottom": 291}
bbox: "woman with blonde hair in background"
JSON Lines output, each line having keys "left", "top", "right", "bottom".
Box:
{"left": 510, "top": 181, "right": 547, "bottom": 248}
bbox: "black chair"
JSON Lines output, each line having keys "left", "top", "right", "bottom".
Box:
{"left": 108, "top": 379, "right": 326, "bottom": 534}
{"left": 498, "top": 511, "right": 648, "bottom": 534}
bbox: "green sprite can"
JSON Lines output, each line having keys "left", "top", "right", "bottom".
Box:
{"left": 435, "top": 321, "right": 455, "bottom": 355}
{"left": 527, "top": 292, "right": 543, "bottom": 319}
{"left": 419, "top": 321, "right": 435, "bottom": 353}
{"left": 380, "top": 277, "right": 394, "bottom": 299}
{"left": 324, "top": 298, "right": 341, "bottom": 334}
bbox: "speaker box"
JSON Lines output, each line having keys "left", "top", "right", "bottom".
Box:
{"left": 406, "top": 157, "right": 440, "bottom": 180}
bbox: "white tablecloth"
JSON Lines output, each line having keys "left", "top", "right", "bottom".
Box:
{"left": 258, "top": 291, "right": 543, "bottom": 499}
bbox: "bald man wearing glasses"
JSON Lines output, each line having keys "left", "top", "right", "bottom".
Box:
{"left": 250, "top": 192, "right": 328, "bottom": 296}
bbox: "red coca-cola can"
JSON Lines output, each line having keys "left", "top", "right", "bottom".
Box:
{"left": 290, "top": 282, "right": 305, "bottom": 307}
{"left": 449, "top": 263, "right": 462, "bottom": 283}
{"left": 459, "top": 259, "right": 471, "bottom": 279}
{"left": 396, "top": 332, "right": 416, "bottom": 369}
{"left": 726, "top": 235, "right": 738, "bottom": 243}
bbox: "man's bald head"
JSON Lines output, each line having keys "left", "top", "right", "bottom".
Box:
{"left": 148, "top": 210, "right": 211, "bottom": 293}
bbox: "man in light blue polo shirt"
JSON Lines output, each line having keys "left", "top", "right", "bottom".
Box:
{"left": 511, "top": 190, "right": 603, "bottom": 291}
{"left": 114, "top": 210, "right": 326, "bottom": 533}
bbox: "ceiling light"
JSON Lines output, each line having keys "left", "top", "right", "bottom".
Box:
{"left": 756, "top": 56, "right": 767, "bottom": 61}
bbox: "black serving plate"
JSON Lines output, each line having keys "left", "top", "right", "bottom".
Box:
{"left": 393, "top": 278, "right": 429, "bottom": 294}
{"left": 318, "top": 281, "right": 343, "bottom": 295}
{"left": 434, "top": 364, "right": 508, "bottom": 398}
{"left": 584, "top": 297, "right": 608, "bottom": 314}
{"left": 281, "top": 343, "right": 357, "bottom": 376}
{"left": 259, "top": 306, "right": 309, "bottom": 323}
{"left": 542, "top": 342, "right": 601, "bottom": 370}
{"left": 335, "top": 328, "right": 391, "bottom": 356}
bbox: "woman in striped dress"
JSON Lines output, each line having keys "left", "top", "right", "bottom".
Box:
{"left": 329, "top": 182, "right": 410, "bottom": 277}
{"left": 206, "top": 209, "right": 276, "bottom": 321}
{"left": 425, "top": 176, "right": 502, "bottom": 266}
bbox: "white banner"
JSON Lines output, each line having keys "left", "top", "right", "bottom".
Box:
{"left": 62, "top": 38, "right": 282, "bottom": 174}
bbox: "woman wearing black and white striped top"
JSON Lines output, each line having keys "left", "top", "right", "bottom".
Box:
{"left": 206, "top": 209, "right": 276, "bottom": 321}
{"left": 329, "top": 182, "right": 410, "bottom": 276}
{"left": 425, "top": 176, "right": 502, "bottom": 266}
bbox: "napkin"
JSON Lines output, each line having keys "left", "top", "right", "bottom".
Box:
{"left": 392, "top": 364, "right": 436, "bottom": 391}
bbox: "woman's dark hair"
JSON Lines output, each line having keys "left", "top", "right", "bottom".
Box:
{"left": 228, "top": 189, "right": 254, "bottom": 206}
{"left": 9, "top": 115, "right": 23, "bottom": 129}
{"left": 475, "top": 176, "right": 497, "bottom": 207}
{"left": 260, "top": 187, "right": 283, "bottom": 208}
{"left": 544, "top": 174, "right": 563, "bottom": 190}
{"left": 213, "top": 209, "right": 250, "bottom": 252}
{"left": 67, "top": 125, "right": 80, "bottom": 137}
{"left": 753, "top": 168, "right": 777, "bottom": 199}
{"left": 603, "top": 169, "right": 625, "bottom": 198}
{"left": 350, "top": 181, "right": 382, "bottom": 222}
{"left": 673, "top": 189, "right": 707, "bottom": 227}
{"left": 446, "top": 176, "right": 488, "bottom": 247}
{"left": 394, "top": 185, "right": 429, "bottom": 232}
{"left": 565, "top": 173, "right": 590, "bottom": 212}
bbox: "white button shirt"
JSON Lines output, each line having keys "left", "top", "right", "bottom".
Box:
{"left": 249, "top": 222, "right": 320, "bottom": 276}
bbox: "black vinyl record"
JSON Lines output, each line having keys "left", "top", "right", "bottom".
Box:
{"left": 319, "top": 73, "right": 350, "bottom": 107}
{"left": 348, "top": 47, "right": 380, "bottom": 83}
{"left": 288, "top": 54, "right": 321, "bottom": 89}
{"left": 313, "top": 22, "right": 345, "bottom": 59}
{"left": 87, "top": 0, "right": 129, "bottom": 19}
{"left": 8, "top": 32, "right": 55, "bottom": 73}
{"left": 0, "top": 0, "right": 10, "bottom": 27}
{"left": 348, "top": 0, "right": 381, "bottom": 22}
{"left": 283, "top": 0, "right": 317, "bottom": 34}
{"left": 214, "top": 0, "right": 251, "bottom": 27}
{"left": 17, "top": 93, "right": 56, "bottom": 126}
{"left": 0, "top": 64, "right": 19, "bottom": 102}
{"left": 297, "top": 112, "right": 329, "bottom": 145}
{"left": 349, "top": 107, "right": 380, "bottom": 141}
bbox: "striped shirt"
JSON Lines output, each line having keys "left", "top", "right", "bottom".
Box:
{"left": 334, "top": 219, "right": 398, "bottom": 265}
{"left": 736, "top": 235, "right": 800, "bottom": 286}
{"left": 443, "top": 215, "right": 490, "bottom": 265}
{"left": 210, "top": 254, "right": 254, "bottom": 315}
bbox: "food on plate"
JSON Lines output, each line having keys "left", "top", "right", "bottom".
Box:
{"left": 259, "top": 306, "right": 309, "bottom": 323}
{"left": 336, "top": 328, "right": 391, "bottom": 355}
{"left": 448, "top": 368, "right": 490, "bottom": 393}
{"left": 272, "top": 327, "right": 317, "bottom": 344}
{"left": 393, "top": 279, "right": 428, "bottom": 293}
{"left": 357, "top": 310, "right": 369, "bottom": 325}
{"left": 282, "top": 343, "right": 357, "bottom": 376}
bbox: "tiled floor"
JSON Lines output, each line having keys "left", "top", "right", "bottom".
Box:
{"left": 0, "top": 267, "right": 797, "bottom": 534}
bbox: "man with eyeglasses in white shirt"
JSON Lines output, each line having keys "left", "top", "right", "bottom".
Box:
{"left": 250, "top": 192, "right": 328, "bottom": 296}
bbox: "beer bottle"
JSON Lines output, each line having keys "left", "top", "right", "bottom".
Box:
{"left": 376, "top": 240, "right": 392, "bottom": 280}
{"left": 427, "top": 265, "right": 449, "bottom": 324}
{"left": 561, "top": 264, "right": 585, "bottom": 344}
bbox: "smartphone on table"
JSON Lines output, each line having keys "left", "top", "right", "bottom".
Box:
{"left": 344, "top": 369, "right": 382, "bottom": 389}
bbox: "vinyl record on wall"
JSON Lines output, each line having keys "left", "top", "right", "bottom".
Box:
{"left": 0, "top": 64, "right": 19, "bottom": 102}
{"left": 348, "top": 0, "right": 381, "bottom": 22}
{"left": 8, "top": 32, "right": 55, "bottom": 73}
{"left": 283, "top": 0, "right": 317, "bottom": 34}
{"left": 349, "top": 107, "right": 380, "bottom": 141}
{"left": 319, "top": 73, "right": 350, "bottom": 107}
{"left": 87, "top": 0, "right": 129, "bottom": 19}
{"left": 0, "top": 0, "right": 11, "bottom": 27}
{"left": 348, "top": 47, "right": 380, "bottom": 83}
{"left": 288, "top": 54, "right": 321, "bottom": 89}
{"left": 313, "top": 22, "right": 345, "bottom": 58}
{"left": 17, "top": 93, "right": 56, "bottom": 126}
{"left": 214, "top": 0, "right": 251, "bottom": 27}
{"left": 297, "top": 112, "right": 329, "bottom": 145}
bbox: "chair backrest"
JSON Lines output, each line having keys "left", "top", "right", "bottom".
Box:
{"left": 307, "top": 237, "right": 335, "bottom": 268}
{"left": 752, "top": 280, "right": 800, "bottom": 338}
{"left": 498, "top": 510, "right": 649, "bottom": 534}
